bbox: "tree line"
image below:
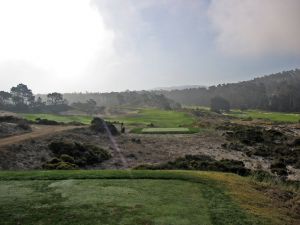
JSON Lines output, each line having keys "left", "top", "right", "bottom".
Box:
{"left": 50, "top": 91, "right": 181, "bottom": 110}
{"left": 156, "top": 69, "right": 300, "bottom": 112}
{"left": 0, "top": 84, "right": 181, "bottom": 114}
{"left": 0, "top": 84, "right": 70, "bottom": 113}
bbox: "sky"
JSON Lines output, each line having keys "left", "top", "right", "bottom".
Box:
{"left": 0, "top": 0, "right": 299, "bottom": 93}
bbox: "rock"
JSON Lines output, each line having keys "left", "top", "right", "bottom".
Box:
{"left": 90, "top": 117, "right": 119, "bottom": 135}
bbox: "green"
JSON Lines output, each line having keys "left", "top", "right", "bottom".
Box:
{"left": 108, "top": 108, "right": 196, "bottom": 127}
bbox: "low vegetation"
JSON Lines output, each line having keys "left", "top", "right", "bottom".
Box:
{"left": 219, "top": 123, "right": 300, "bottom": 177}
{"left": 22, "top": 113, "right": 92, "bottom": 125}
{"left": 43, "top": 141, "right": 111, "bottom": 169}
{"left": 228, "top": 109, "right": 300, "bottom": 123}
{"left": 135, "top": 155, "right": 250, "bottom": 176}
{"left": 141, "top": 127, "right": 194, "bottom": 134}
{"left": 0, "top": 116, "right": 31, "bottom": 138}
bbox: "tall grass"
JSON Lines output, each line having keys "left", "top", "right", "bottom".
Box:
{"left": 249, "top": 170, "right": 300, "bottom": 192}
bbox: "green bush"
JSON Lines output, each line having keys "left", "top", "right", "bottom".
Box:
{"left": 292, "top": 138, "right": 300, "bottom": 146}
{"left": 48, "top": 141, "right": 111, "bottom": 167}
{"left": 43, "top": 163, "right": 58, "bottom": 170}
{"left": 270, "top": 159, "right": 288, "bottom": 177}
{"left": 49, "top": 157, "right": 61, "bottom": 164}
{"left": 35, "top": 118, "right": 61, "bottom": 125}
{"left": 43, "top": 162, "right": 77, "bottom": 170}
{"left": 135, "top": 155, "right": 250, "bottom": 176}
{"left": 16, "top": 120, "right": 31, "bottom": 130}
{"left": 49, "top": 141, "right": 75, "bottom": 155}
{"left": 60, "top": 154, "right": 75, "bottom": 164}
{"left": 0, "top": 116, "right": 26, "bottom": 123}
{"left": 56, "top": 162, "right": 77, "bottom": 170}
{"left": 85, "top": 144, "right": 111, "bottom": 161}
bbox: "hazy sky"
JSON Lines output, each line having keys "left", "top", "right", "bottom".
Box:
{"left": 0, "top": 0, "right": 299, "bottom": 93}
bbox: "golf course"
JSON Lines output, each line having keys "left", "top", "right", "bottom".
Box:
{"left": 0, "top": 170, "right": 290, "bottom": 225}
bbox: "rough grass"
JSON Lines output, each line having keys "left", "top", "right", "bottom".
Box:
{"left": 183, "top": 105, "right": 210, "bottom": 111}
{"left": 142, "top": 127, "right": 190, "bottom": 134}
{"left": 107, "top": 108, "right": 196, "bottom": 128}
{"left": 228, "top": 110, "right": 300, "bottom": 123}
{"left": 21, "top": 113, "right": 93, "bottom": 125}
{"left": 0, "top": 170, "right": 294, "bottom": 225}
{"left": 131, "top": 127, "right": 201, "bottom": 134}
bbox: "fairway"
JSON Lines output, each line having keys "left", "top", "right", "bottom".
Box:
{"left": 21, "top": 113, "right": 93, "bottom": 125}
{"left": 227, "top": 110, "right": 300, "bottom": 123}
{"left": 108, "top": 108, "right": 196, "bottom": 127}
{"left": 142, "top": 127, "right": 190, "bottom": 134}
{"left": 0, "top": 170, "right": 289, "bottom": 225}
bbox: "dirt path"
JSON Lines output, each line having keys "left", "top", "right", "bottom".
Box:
{"left": 0, "top": 125, "right": 85, "bottom": 148}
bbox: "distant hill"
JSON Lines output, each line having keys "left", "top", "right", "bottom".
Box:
{"left": 151, "top": 85, "right": 205, "bottom": 91}
{"left": 155, "top": 69, "right": 300, "bottom": 112}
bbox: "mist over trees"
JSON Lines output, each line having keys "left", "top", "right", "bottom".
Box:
{"left": 157, "top": 69, "right": 300, "bottom": 112}
{"left": 1, "top": 69, "right": 299, "bottom": 114}
{"left": 71, "top": 99, "right": 105, "bottom": 115}
{"left": 210, "top": 96, "right": 230, "bottom": 113}
{"left": 46, "top": 92, "right": 64, "bottom": 105}
{"left": 0, "top": 84, "right": 180, "bottom": 113}
{"left": 0, "top": 84, "right": 70, "bottom": 113}
{"left": 53, "top": 91, "right": 181, "bottom": 110}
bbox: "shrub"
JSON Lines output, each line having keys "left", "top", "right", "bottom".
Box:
{"left": 43, "top": 161, "right": 77, "bottom": 170}
{"left": 35, "top": 118, "right": 61, "bottom": 125}
{"left": 49, "top": 141, "right": 75, "bottom": 155}
{"left": 67, "top": 121, "right": 84, "bottom": 126}
{"left": 43, "top": 163, "right": 58, "bottom": 170}
{"left": 250, "top": 170, "right": 275, "bottom": 182}
{"left": 0, "top": 116, "right": 24, "bottom": 123}
{"left": 49, "top": 157, "right": 61, "bottom": 164}
{"left": 291, "top": 138, "right": 300, "bottom": 147}
{"left": 60, "top": 154, "right": 75, "bottom": 164}
{"left": 270, "top": 159, "right": 288, "bottom": 177}
{"left": 222, "top": 124, "right": 286, "bottom": 145}
{"left": 131, "top": 138, "right": 141, "bottom": 144}
{"left": 48, "top": 141, "right": 111, "bottom": 167}
{"left": 16, "top": 120, "right": 31, "bottom": 130}
{"left": 56, "top": 162, "right": 77, "bottom": 170}
{"left": 90, "top": 117, "right": 119, "bottom": 135}
{"left": 85, "top": 144, "right": 111, "bottom": 161}
{"left": 135, "top": 154, "right": 250, "bottom": 176}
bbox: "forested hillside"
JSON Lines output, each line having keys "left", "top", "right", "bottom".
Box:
{"left": 41, "top": 91, "right": 181, "bottom": 110}
{"left": 157, "top": 69, "right": 300, "bottom": 112}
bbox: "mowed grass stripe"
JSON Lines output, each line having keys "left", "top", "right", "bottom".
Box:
{"left": 0, "top": 170, "right": 268, "bottom": 225}
{"left": 0, "top": 179, "right": 213, "bottom": 225}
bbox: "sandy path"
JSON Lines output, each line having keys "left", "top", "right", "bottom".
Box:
{"left": 0, "top": 125, "right": 84, "bottom": 148}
